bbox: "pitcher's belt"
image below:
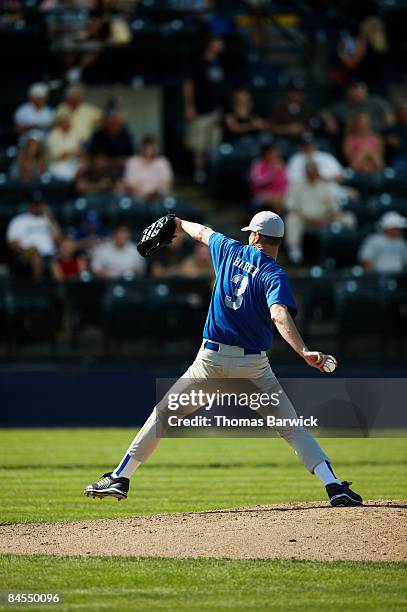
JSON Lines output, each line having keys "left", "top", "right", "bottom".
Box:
{"left": 202, "top": 340, "right": 266, "bottom": 357}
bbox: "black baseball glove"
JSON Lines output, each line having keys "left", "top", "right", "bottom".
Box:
{"left": 136, "top": 213, "right": 177, "bottom": 257}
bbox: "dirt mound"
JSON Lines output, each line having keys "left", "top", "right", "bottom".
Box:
{"left": 1, "top": 501, "right": 406, "bottom": 561}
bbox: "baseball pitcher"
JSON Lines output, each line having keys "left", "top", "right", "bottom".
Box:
{"left": 85, "top": 211, "right": 362, "bottom": 507}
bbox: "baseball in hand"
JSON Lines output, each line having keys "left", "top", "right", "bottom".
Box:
{"left": 322, "top": 356, "right": 336, "bottom": 373}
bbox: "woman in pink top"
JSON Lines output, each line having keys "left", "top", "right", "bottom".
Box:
{"left": 124, "top": 135, "right": 173, "bottom": 202}
{"left": 343, "top": 111, "right": 384, "bottom": 174}
{"left": 249, "top": 143, "right": 288, "bottom": 215}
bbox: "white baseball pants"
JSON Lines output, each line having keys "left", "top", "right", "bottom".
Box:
{"left": 126, "top": 341, "right": 328, "bottom": 473}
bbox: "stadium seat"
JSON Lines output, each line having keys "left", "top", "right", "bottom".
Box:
{"left": 104, "top": 196, "right": 149, "bottom": 228}
{"left": 37, "top": 179, "right": 75, "bottom": 206}
{"left": 319, "top": 224, "right": 368, "bottom": 269}
{"left": 342, "top": 169, "right": 385, "bottom": 197}
{"left": 0, "top": 279, "right": 12, "bottom": 349}
{"left": 0, "top": 179, "right": 26, "bottom": 205}
{"left": 339, "top": 196, "right": 371, "bottom": 226}
{"left": 102, "top": 280, "right": 156, "bottom": 346}
{"left": 102, "top": 278, "right": 208, "bottom": 348}
{"left": 208, "top": 140, "right": 261, "bottom": 202}
{"left": 334, "top": 277, "right": 385, "bottom": 356}
{"left": 381, "top": 275, "right": 407, "bottom": 347}
{"left": 381, "top": 167, "right": 407, "bottom": 195}
{"left": 0, "top": 146, "right": 17, "bottom": 173}
{"left": 366, "top": 193, "right": 407, "bottom": 222}
{"left": 343, "top": 168, "right": 407, "bottom": 198}
{"left": 60, "top": 196, "right": 109, "bottom": 227}
{"left": 301, "top": 268, "right": 336, "bottom": 338}
{"left": 0, "top": 178, "right": 72, "bottom": 210}
{"left": 65, "top": 276, "right": 107, "bottom": 347}
{"left": 8, "top": 281, "right": 62, "bottom": 350}
{"left": 147, "top": 196, "right": 204, "bottom": 224}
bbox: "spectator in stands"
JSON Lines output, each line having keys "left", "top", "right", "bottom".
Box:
{"left": 249, "top": 143, "right": 288, "bottom": 215}
{"left": 14, "top": 83, "right": 55, "bottom": 140}
{"left": 151, "top": 235, "right": 195, "bottom": 278}
{"left": 358, "top": 211, "right": 407, "bottom": 273}
{"left": 88, "top": 108, "right": 134, "bottom": 176}
{"left": 51, "top": 235, "right": 87, "bottom": 280}
{"left": 245, "top": 14, "right": 274, "bottom": 64}
{"left": 10, "top": 131, "right": 47, "bottom": 183}
{"left": 336, "top": 16, "right": 389, "bottom": 93}
{"left": 285, "top": 161, "right": 344, "bottom": 264}
{"left": 183, "top": 35, "right": 225, "bottom": 184}
{"left": 177, "top": 242, "right": 214, "bottom": 280}
{"left": 6, "top": 190, "right": 61, "bottom": 279}
{"left": 287, "top": 132, "right": 343, "bottom": 184}
{"left": 73, "top": 208, "right": 110, "bottom": 252}
{"left": 76, "top": 156, "right": 120, "bottom": 194}
{"left": 385, "top": 104, "right": 407, "bottom": 172}
{"left": 224, "top": 88, "right": 266, "bottom": 143}
{"left": 47, "top": 113, "right": 82, "bottom": 182}
{"left": 343, "top": 111, "right": 384, "bottom": 174}
{"left": 0, "top": 0, "right": 23, "bottom": 23}
{"left": 91, "top": 225, "right": 145, "bottom": 279}
{"left": 269, "top": 78, "right": 316, "bottom": 142}
{"left": 56, "top": 85, "right": 102, "bottom": 144}
{"left": 44, "top": 0, "right": 111, "bottom": 83}
{"left": 320, "top": 81, "right": 394, "bottom": 136}
{"left": 124, "top": 135, "right": 173, "bottom": 202}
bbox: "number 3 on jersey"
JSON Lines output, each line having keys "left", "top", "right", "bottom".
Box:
{"left": 225, "top": 274, "right": 248, "bottom": 311}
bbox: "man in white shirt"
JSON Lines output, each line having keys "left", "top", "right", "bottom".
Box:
{"left": 285, "top": 161, "right": 343, "bottom": 264}
{"left": 6, "top": 190, "right": 61, "bottom": 279}
{"left": 287, "top": 132, "right": 344, "bottom": 184}
{"left": 91, "top": 225, "right": 146, "bottom": 279}
{"left": 358, "top": 211, "right": 407, "bottom": 273}
{"left": 124, "top": 135, "right": 173, "bottom": 202}
{"left": 14, "top": 83, "right": 55, "bottom": 141}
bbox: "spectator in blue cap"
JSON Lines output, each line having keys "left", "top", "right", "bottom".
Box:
{"left": 73, "top": 208, "right": 110, "bottom": 253}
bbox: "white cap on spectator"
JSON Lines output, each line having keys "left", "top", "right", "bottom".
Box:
{"left": 28, "top": 83, "right": 49, "bottom": 98}
{"left": 380, "top": 211, "right": 407, "bottom": 230}
{"left": 241, "top": 211, "right": 284, "bottom": 237}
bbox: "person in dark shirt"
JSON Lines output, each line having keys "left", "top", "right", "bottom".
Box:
{"left": 73, "top": 208, "right": 110, "bottom": 253}
{"left": 183, "top": 35, "right": 225, "bottom": 184}
{"left": 320, "top": 81, "right": 394, "bottom": 137}
{"left": 88, "top": 109, "right": 134, "bottom": 179}
{"left": 150, "top": 234, "right": 195, "bottom": 278}
{"left": 76, "top": 155, "right": 120, "bottom": 194}
{"left": 224, "top": 88, "right": 266, "bottom": 143}
{"left": 269, "top": 78, "right": 315, "bottom": 142}
{"left": 336, "top": 16, "right": 389, "bottom": 94}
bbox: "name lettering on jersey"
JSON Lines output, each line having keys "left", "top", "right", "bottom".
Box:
{"left": 232, "top": 257, "right": 259, "bottom": 277}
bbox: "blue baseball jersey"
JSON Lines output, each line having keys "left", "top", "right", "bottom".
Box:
{"left": 203, "top": 232, "right": 297, "bottom": 351}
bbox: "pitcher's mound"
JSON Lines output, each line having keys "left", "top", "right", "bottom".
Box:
{"left": 1, "top": 500, "right": 406, "bottom": 561}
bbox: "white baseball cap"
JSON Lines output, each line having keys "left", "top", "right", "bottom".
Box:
{"left": 380, "top": 211, "right": 407, "bottom": 230}
{"left": 241, "top": 211, "right": 284, "bottom": 237}
{"left": 28, "top": 83, "right": 49, "bottom": 98}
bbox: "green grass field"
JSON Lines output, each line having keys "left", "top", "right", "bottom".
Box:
{"left": 1, "top": 557, "right": 406, "bottom": 611}
{"left": 0, "top": 429, "right": 406, "bottom": 611}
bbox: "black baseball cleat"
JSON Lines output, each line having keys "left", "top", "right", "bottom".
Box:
{"left": 326, "top": 481, "right": 363, "bottom": 507}
{"left": 84, "top": 472, "right": 129, "bottom": 501}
